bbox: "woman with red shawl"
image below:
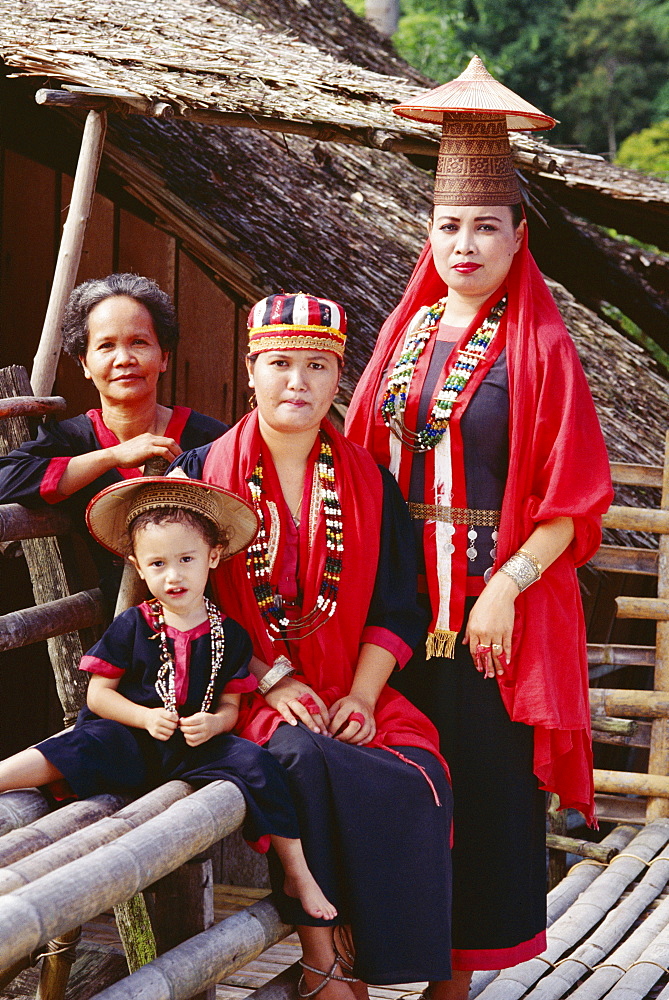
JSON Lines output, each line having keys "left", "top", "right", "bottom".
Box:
{"left": 345, "top": 57, "right": 613, "bottom": 1000}
{"left": 170, "top": 292, "right": 454, "bottom": 1000}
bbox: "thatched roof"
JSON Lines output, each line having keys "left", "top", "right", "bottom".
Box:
{"left": 1, "top": 0, "right": 668, "bottom": 476}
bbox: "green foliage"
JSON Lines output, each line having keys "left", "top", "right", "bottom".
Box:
{"left": 342, "top": 0, "right": 365, "bottom": 15}
{"left": 616, "top": 120, "right": 669, "bottom": 179}
{"left": 552, "top": 0, "right": 669, "bottom": 154}
{"left": 393, "top": 6, "right": 467, "bottom": 82}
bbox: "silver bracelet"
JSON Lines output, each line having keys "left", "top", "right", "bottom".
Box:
{"left": 257, "top": 656, "right": 295, "bottom": 696}
{"left": 498, "top": 551, "right": 541, "bottom": 592}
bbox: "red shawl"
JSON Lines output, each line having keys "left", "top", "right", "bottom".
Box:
{"left": 346, "top": 235, "right": 613, "bottom": 824}
{"left": 203, "top": 410, "right": 444, "bottom": 766}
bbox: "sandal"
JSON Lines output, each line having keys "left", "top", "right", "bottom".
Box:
{"left": 298, "top": 959, "right": 359, "bottom": 998}
{"left": 333, "top": 926, "right": 356, "bottom": 974}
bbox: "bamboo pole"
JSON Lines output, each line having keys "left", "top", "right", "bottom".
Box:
{"left": 591, "top": 717, "right": 639, "bottom": 736}
{"left": 648, "top": 430, "right": 669, "bottom": 821}
{"left": 594, "top": 769, "right": 669, "bottom": 798}
{"left": 590, "top": 688, "right": 669, "bottom": 717}
{"left": 592, "top": 721, "right": 651, "bottom": 749}
{"left": 0, "top": 396, "right": 66, "bottom": 420}
{"left": 0, "top": 780, "right": 246, "bottom": 970}
{"left": 567, "top": 893, "right": 669, "bottom": 1000}
{"left": 0, "top": 504, "right": 72, "bottom": 542}
{"left": 522, "top": 846, "right": 669, "bottom": 1000}
{"left": 0, "top": 793, "right": 127, "bottom": 870}
{"left": 599, "top": 919, "right": 669, "bottom": 1000}
{"left": 0, "top": 784, "right": 190, "bottom": 893}
{"left": 544, "top": 836, "right": 619, "bottom": 864}
{"left": 0, "top": 791, "right": 50, "bottom": 838}
{"left": 602, "top": 507, "right": 669, "bottom": 534}
{"left": 610, "top": 463, "right": 664, "bottom": 488}
{"left": 615, "top": 596, "right": 669, "bottom": 620}
{"left": 587, "top": 646, "right": 655, "bottom": 669}
{"left": 0, "top": 589, "right": 105, "bottom": 652}
{"left": 589, "top": 546, "right": 659, "bottom": 575}
{"left": 31, "top": 110, "right": 107, "bottom": 397}
{"left": 477, "top": 822, "right": 669, "bottom": 1000}
{"left": 81, "top": 895, "right": 292, "bottom": 1000}
{"left": 547, "top": 794, "right": 567, "bottom": 889}
{"left": 36, "top": 927, "right": 81, "bottom": 1000}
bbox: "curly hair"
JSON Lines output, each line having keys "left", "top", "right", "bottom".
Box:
{"left": 62, "top": 273, "right": 179, "bottom": 365}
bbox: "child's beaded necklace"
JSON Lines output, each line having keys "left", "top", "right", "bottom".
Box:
{"left": 381, "top": 295, "right": 507, "bottom": 452}
{"left": 149, "top": 597, "right": 225, "bottom": 715}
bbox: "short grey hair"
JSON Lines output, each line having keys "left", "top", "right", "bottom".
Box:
{"left": 62, "top": 273, "right": 179, "bottom": 364}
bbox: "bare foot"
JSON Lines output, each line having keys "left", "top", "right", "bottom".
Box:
{"left": 285, "top": 872, "right": 338, "bottom": 921}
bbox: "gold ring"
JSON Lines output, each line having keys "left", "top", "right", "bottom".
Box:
{"left": 492, "top": 643, "right": 503, "bottom": 652}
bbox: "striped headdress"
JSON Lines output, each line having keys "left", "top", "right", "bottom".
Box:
{"left": 247, "top": 292, "right": 347, "bottom": 359}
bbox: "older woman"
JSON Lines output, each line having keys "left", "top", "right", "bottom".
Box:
{"left": 0, "top": 273, "right": 225, "bottom": 601}
{"left": 171, "top": 292, "right": 453, "bottom": 999}
{"left": 345, "top": 58, "right": 613, "bottom": 999}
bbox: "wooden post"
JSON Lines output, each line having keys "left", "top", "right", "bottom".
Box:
{"left": 31, "top": 110, "right": 107, "bottom": 398}
{"left": 547, "top": 793, "right": 568, "bottom": 889}
{"left": 0, "top": 367, "right": 89, "bottom": 724}
{"left": 36, "top": 927, "right": 81, "bottom": 1000}
{"left": 647, "top": 430, "right": 669, "bottom": 821}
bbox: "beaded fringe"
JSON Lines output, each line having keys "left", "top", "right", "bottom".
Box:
{"left": 426, "top": 628, "right": 458, "bottom": 660}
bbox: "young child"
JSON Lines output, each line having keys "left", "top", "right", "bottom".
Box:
{"left": 0, "top": 476, "right": 336, "bottom": 921}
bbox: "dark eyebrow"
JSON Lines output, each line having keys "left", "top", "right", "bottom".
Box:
{"left": 434, "top": 214, "right": 503, "bottom": 223}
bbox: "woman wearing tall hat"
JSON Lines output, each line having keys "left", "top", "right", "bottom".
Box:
{"left": 346, "top": 57, "right": 613, "bottom": 997}
{"left": 171, "top": 292, "right": 454, "bottom": 999}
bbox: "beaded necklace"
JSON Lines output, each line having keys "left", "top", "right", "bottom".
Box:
{"left": 149, "top": 597, "right": 225, "bottom": 715}
{"left": 246, "top": 435, "right": 343, "bottom": 640}
{"left": 381, "top": 295, "right": 507, "bottom": 452}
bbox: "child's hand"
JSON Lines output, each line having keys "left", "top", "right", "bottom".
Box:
{"left": 180, "top": 711, "right": 227, "bottom": 746}
{"left": 146, "top": 708, "right": 179, "bottom": 741}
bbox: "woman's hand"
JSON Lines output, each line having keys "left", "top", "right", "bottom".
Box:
{"left": 145, "top": 707, "right": 179, "bottom": 740}
{"left": 464, "top": 572, "right": 519, "bottom": 678}
{"left": 263, "top": 677, "right": 330, "bottom": 735}
{"left": 110, "top": 433, "right": 182, "bottom": 469}
{"left": 328, "top": 695, "right": 376, "bottom": 745}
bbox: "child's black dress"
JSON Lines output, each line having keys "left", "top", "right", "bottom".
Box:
{"left": 38, "top": 602, "right": 299, "bottom": 849}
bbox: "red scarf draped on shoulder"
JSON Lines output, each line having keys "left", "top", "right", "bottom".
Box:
{"left": 203, "top": 410, "right": 444, "bottom": 766}
{"left": 346, "top": 234, "right": 613, "bottom": 825}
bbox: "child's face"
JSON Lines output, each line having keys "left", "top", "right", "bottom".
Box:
{"left": 130, "top": 520, "right": 222, "bottom": 618}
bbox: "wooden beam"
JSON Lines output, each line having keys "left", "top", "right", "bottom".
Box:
{"left": 610, "top": 463, "right": 664, "bottom": 488}
{"left": 646, "top": 430, "right": 669, "bottom": 821}
{"left": 0, "top": 504, "right": 72, "bottom": 542}
{"left": 603, "top": 507, "right": 669, "bottom": 534}
{"left": 594, "top": 794, "right": 647, "bottom": 824}
{"left": 545, "top": 835, "right": 619, "bottom": 864}
{"left": 589, "top": 546, "right": 658, "bottom": 576}
{"left": 0, "top": 588, "right": 105, "bottom": 652}
{"left": 592, "top": 721, "right": 651, "bottom": 749}
{"left": 0, "top": 396, "right": 66, "bottom": 419}
{"left": 591, "top": 717, "right": 639, "bottom": 736}
{"left": 35, "top": 88, "right": 437, "bottom": 157}
{"left": 615, "top": 596, "right": 669, "bottom": 621}
{"left": 31, "top": 109, "right": 107, "bottom": 396}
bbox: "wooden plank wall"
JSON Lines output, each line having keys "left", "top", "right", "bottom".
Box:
{"left": 0, "top": 147, "right": 251, "bottom": 427}
{"left": 0, "top": 143, "right": 254, "bottom": 756}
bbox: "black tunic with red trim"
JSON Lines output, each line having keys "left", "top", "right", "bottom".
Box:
{"left": 38, "top": 602, "right": 300, "bottom": 848}
{"left": 0, "top": 407, "right": 226, "bottom": 604}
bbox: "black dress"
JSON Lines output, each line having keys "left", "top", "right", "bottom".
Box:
{"left": 38, "top": 603, "right": 300, "bottom": 848}
{"left": 0, "top": 407, "right": 226, "bottom": 604}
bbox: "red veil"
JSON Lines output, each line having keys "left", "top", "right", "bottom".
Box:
{"left": 346, "top": 234, "right": 613, "bottom": 824}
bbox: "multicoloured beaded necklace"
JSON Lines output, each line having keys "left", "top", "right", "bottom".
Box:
{"left": 149, "top": 597, "right": 225, "bottom": 714}
{"left": 246, "top": 435, "right": 343, "bottom": 639}
{"left": 381, "top": 295, "right": 507, "bottom": 452}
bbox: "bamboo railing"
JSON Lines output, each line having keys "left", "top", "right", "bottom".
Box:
{"left": 587, "top": 436, "right": 669, "bottom": 824}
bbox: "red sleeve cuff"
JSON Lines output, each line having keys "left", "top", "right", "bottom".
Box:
{"left": 79, "top": 655, "right": 125, "bottom": 678}
{"left": 361, "top": 626, "right": 413, "bottom": 669}
{"left": 39, "top": 457, "right": 71, "bottom": 504}
{"left": 224, "top": 675, "right": 258, "bottom": 694}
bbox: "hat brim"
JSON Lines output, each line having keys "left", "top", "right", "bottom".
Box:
{"left": 86, "top": 476, "right": 259, "bottom": 559}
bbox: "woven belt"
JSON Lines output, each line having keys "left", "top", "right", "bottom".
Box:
{"left": 408, "top": 503, "right": 501, "bottom": 527}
